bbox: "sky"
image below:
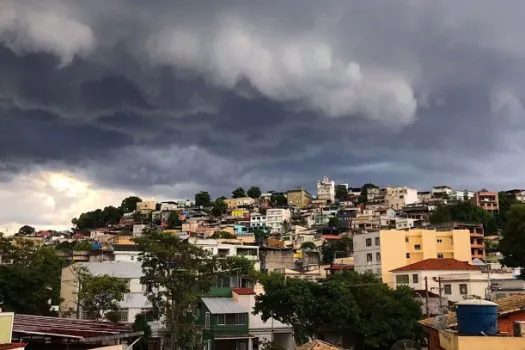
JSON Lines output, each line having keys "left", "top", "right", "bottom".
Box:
{"left": 2, "top": 0, "right": 525, "bottom": 232}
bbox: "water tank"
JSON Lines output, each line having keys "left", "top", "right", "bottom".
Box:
{"left": 456, "top": 299, "right": 498, "bottom": 335}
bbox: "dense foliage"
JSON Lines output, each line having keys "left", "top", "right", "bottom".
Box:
{"left": 232, "top": 187, "right": 247, "bottom": 198}
{"left": 429, "top": 201, "right": 498, "bottom": 233}
{"left": 499, "top": 204, "right": 525, "bottom": 273}
{"left": 0, "top": 238, "right": 64, "bottom": 315}
{"left": 194, "top": 191, "right": 212, "bottom": 207}
{"left": 254, "top": 272, "right": 422, "bottom": 349}
{"left": 211, "top": 198, "right": 228, "bottom": 217}
{"left": 270, "top": 193, "right": 288, "bottom": 206}
{"left": 247, "top": 186, "right": 262, "bottom": 199}
{"left": 358, "top": 183, "right": 378, "bottom": 204}
{"left": 120, "top": 196, "right": 143, "bottom": 213}
{"left": 18, "top": 225, "right": 35, "bottom": 236}
{"left": 335, "top": 185, "right": 348, "bottom": 202}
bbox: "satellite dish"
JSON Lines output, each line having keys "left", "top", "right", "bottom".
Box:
{"left": 391, "top": 339, "right": 421, "bottom": 350}
{"left": 433, "top": 314, "right": 449, "bottom": 330}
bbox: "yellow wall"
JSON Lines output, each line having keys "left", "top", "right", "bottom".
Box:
{"left": 439, "top": 330, "right": 525, "bottom": 350}
{"left": 380, "top": 229, "right": 472, "bottom": 287}
{"left": 231, "top": 209, "right": 249, "bottom": 217}
{"left": 0, "top": 312, "right": 13, "bottom": 344}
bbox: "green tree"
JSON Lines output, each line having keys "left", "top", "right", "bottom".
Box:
{"left": 328, "top": 216, "right": 341, "bottom": 228}
{"left": 300, "top": 242, "right": 317, "bottom": 250}
{"left": 134, "top": 231, "right": 218, "bottom": 349}
{"left": 321, "top": 237, "right": 353, "bottom": 264}
{"left": 335, "top": 185, "right": 348, "bottom": 202}
{"left": 18, "top": 225, "right": 35, "bottom": 236}
{"left": 78, "top": 270, "right": 130, "bottom": 321}
{"left": 271, "top": 193, "right": 288, "bottom": 207}
{"left": 211, "top": 231, "right": 236, "bottom": 239}
{"left": 357, "top": 183, "right": 378, "bottom": 204}
{"left": 72, "top": 205, "right": 123, "bottom": 231}
{"left": 0, "top": 238, "right": 64, "bottom": 315}
{"left": 211, "top": 198, "right": 228, "bottom": 217}
{"left": 132, "top": 313, "right": 152, "bottom": 349}
{"left": 167, "top": 211, "right": 182, "bottom": 229}
{"left": 232, "top": 187, "right": 247, "bottom": 198}
{"left": 281, "top": 220, "right": 292, "bottom": 233}
{"left": 247, "top": 186, "right": 262, "bottom": 199}
{"left": 500, "top": 204, "right": 525, "bottom": 272}
{"left": 121, "top": 196, "right": 143, "bottom": 213}
{"left": 254, "top": 272, "right": 422, "bottom": 349}
{"left": 194, "top": 191, "right": 211, "bottom": 207}
{"left": 429, "top": 201, "right": 498, "bottom": 234}
{"left": 254, "top": 229, "right": 269, "bottom": 245}
{"left": 497, "top": 191, "right": 520, "bottom": 229}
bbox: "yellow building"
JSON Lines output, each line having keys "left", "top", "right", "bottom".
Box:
{"left": 224, "top": 197, "right": 256, "bottom": 209}
{"left": 231, "top": 209, "right": 249, "bottom": 217}
{"left": 0, "top": 312, "right": 14, "bottom": 344}
{"left": 353, "top": 229, "right": 472, "bottom": 287}
{"left": 136, "top": 201, "right": 156, "bottom": 213}
{"left": 438, "top": 330, "right": 525, "bottom": 350}
{"left": 286, "top": 189, "right": 312, "bottom": 209}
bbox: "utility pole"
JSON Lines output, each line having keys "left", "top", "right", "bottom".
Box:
{"left": 424, "top": 276, "right": 430, "bottom": 318}
{"left": 438, "top": 277, "right": 443, "bottom": 312}
{"left": 76, "top": 279, "right": 82, "bottom": 319}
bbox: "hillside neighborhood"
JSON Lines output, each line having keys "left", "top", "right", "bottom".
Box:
{"left": 2, "top": 177, "right": 525, "bottom": 349}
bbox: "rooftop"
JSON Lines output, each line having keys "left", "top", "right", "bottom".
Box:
{"left": 78, "top": 261, "right": 142, "bottom": 278}
{"left": 390, "top": 258, "right": 480, "bottom": 272}
{"left": 201, "top": 297, "right": 248, "bottom": 314}
{"left": 232, "top": 288, "right": 256, "bottom": 295}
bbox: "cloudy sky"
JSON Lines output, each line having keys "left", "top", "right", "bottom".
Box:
{"left": 2, "top": 0, "right": 525, "bottom": 232}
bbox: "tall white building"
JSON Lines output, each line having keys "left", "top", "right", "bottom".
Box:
{"left": 317, "top": 176, "right": 335, "bottom": 203}
{"left": 384, "top": 187, "right": 418, "bottom": 210}
{"left": 266, "top": 209, "right": 291, "bottom": 234}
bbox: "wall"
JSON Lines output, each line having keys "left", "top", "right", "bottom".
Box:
{"left": 60, "top": 265, "right": 78, "bottom": 316}
{"left": 262, "top": 249, "right": 295, "bottom": 272}
{"left": 498, "top": 310, "right": 525, "bottom": 335}
{"left": 353, "top": 232, "right": 382, "bottom": 276}
{"left": 0, "top": 312, "right": 13, "bottom": 344}
{"left": 439, "top": 330, "right": 525, "bottom": 350}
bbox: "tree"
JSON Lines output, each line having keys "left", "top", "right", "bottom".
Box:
{"left": 211, "top": 198, "right": 228, "bottom": 217}
{"left": 247, "top": 186, "right": 262, "bottom": 199}
{"left": 281, "top": 220, "right": 292, "bottom": 233}
{"left": 194, "top": 191, "right": 211, "bottom": 207}
{"left": 132, "top": 313, "right": 152, "bottom": 349}
{"left": 121, "top": 196, "right": 142, "bottom": 213}
{"left": 232, "top": 187, "right": 246, "bottom": 198}
{"left": 271, "top": 193, "right": 288, "bottom": 207}
{"left": 167, "top": 211, "right": 182, "bottom": 229}
{"left": 134, "top": 231, "right": 218, "bottom": 349}
{"left": 322, "top": 237, "right": 353, "bottom": 264}
{"left": 357, "top": 183, "right": 378, "bottom": 204}
{"left": 18, "top": 225, "right": 35, "bottom": 236}
{"left": 500, "top": 204, "right": 525, "bottom": 272}
{"left": 0, "top": 238, "right": 64, "bottom": 315}
{"left": 254, "top": 272, "right": 422, "bottom": 349}
{"left": 72, "top": 205, "right": 124, "bottom": 231}
{"left": 254, "top": 229, "right": 269, "bottom": 245}
{"left": 335, "top": 185, "right": 348, "bottom": 202}
{"left": 497, "top": 191, "right": 520, "bottom": 229}
{"left": 328, "top": 216, "right": 341, "bottom": 228}
{"left": 429, "top": 201, "right": 498, "bottom": 234}
{"left": 78, "top": 271, "right": 130, "bottom": 321}
{"left": 300, "top": 242, "right": 317, "bottom": 250}
{"left": 212, "top": 231, "right": 236, "bottom": 239}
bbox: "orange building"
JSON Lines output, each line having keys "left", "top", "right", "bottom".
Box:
{"left": 470, "top": 191, "right": 499, "bottom": 215}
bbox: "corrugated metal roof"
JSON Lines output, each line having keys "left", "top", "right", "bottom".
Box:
{"left": 201, "top": 298, "right": 248, "bottom": 314}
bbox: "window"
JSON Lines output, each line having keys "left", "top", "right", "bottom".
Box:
{"left": 437, "top": 253, "right": 444, "bottom": 259}
{"left": 140, "top": 308, "right": 154, "bottom": 321}
{"left": 112, "top": 308, "right": 129, "bottom": 322}
{"left": 143, "top": 282, "right": 154, "bottom": 293}
{"left": 459, "top": 284, "right": 468, "bottom": 295}
{"left": 414, "top": 244, "right": 421, "bottom": 250}
{"left": 406, "top": 253, "right": 410, "bottom": 259}
{"left": 366, "top": 238, "right": 372, "bottom": 247}
{"left": 444, "top": 284, "right": 452, "bottom": 295}
{"left": 437, "top": 239, "right": 443, "bottom": 243}
{"left": 366, "top": 253, "right": 373, "bottom": 263}
{"left": 376, "top": 252, "right": 381, "bottom": 262}
{"left": 130, "top": 255, "right": 135, "bottom": 261}
{"left": 412, "top": 274, "right": 419, "bottom": 284}
{"left": 375, "top": 237, "right": 380, "bottom": 245}
{"left": 396, "top": 274, "right": 410, "bottom": 284}
{"left": 217, "top": 313, "right": 246, "bottom": 325}
{"left": 405, "top": 237, "right": 409, "bottom": 243}
{"left": 205, "top": 312, "right": 210, "bottom": 329}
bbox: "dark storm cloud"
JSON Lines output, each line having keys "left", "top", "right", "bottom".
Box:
{"left": 2, "top": 0, "right": 525, "bottom": 199}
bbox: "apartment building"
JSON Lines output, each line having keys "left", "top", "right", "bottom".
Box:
{"left": 250, "top": 213, "right": 267, "bottom": 229}
{"left": 224, "top": 197, "right": 256, "bottom": 209}
{"left": 266, "top": 208, "right": 291, "bottom": 234}
{"left": 60, "top": 262, "right": 150, "bottom": 323}
{"left": 316, "top": 176, "right": 335, "bottom": 203}
{"left": 189, "top": 238, "right": 260, "bottom": 269}
{"left": 432, "top": 186, "right": 454, "bottom": 198}
{"left": 384, "top": 186, "right": 418, "bottom": 210}
{"left": 367, "top": 187, "right": 386, "bottom": 204}
{"left": 352, "top": 209, "right": 381, "bottom": 231}
{"left": 286, "top": 189, "right": 312, "bottom": 208}
{"left": 471, "top": 191, "right": 499, "bottom": 214}
{"left": 353, "top": 229, "right": 472, "bottom": 287}
{"left": 391, "top": 258, "right": 486, "bottom": 302}
{"left": 506, "top": 189, "right": 525, "bottom": 203}
{"left": 435, "top": 223, "right": 486, "bottom": 260}
{"left": 136, "top": 201, "right": 156, "bottom": 214}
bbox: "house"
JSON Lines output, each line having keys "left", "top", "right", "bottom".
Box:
{"left": 200, "top": 297, "right": 251, "bottom": 350}
{"left": 470, "top": 191, "right": 499, "bottom": 215}
{"left": 506, "top": 189, "right": 525, "bottom": 203}
{"left": 366, "top": 187, "right": 386, "bottom": 204}
{"left": 160, "top": 201, "right": 178, "bottom": 211}
{"left": 420, "top": 295, "right": 525, "bottom": 350}
{"left": 432, "top": 185, "right": 454, "bottom": 198}
{"left": 353, "top": 229, "right": 472, "bottom": 287}
{"left": 450, "top": 190, "right": 474, "bottom": 201}
{"left": 249, "top": 213, "right": 266, "bottom": 229}
{"left": 136, "top": 201, "right": 156, "bottom": 214}
{"left": 317, "top": 176, "right": 335, "bottom": 204}
{"left": 390, "top": 258, "right": 486, "bottom": 302}
{"left": 286, "top": 189, "right": 312, "bottom": 209}
{"left": 60, "top": 262, "right": 151, "bottom": 323}
{"left": 266, "top": 209, "right": 291, "bottom": 234}
{"left": 418, "top": 191, "right": 432, "bottom": 203}
{"left": 224, "top": 197, "right": 256, "bottom": 209}
{"left": 384, "top": 186, "right": 418, "bottom": 210}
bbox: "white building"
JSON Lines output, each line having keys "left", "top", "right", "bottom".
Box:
{"left": 384, "top": 187, "right": 418, "bottom": 210}
{"left": 353, "top": 231, "right": 382, "bottom": 276}
{"left": 234, "top": 287, "right": 294, "bottom": 349}
{"left": 60, "top": 262, "right": 150, "bottom": 323}
{"left": 395, "top": 217, "right": 418, "bottom": 230}
{"left": 316, "top": 176, "right": 335, "bottom": 203}
{"left": 189, "top": 238, "right": 260, "bottom": 269}
{"left": 250, "top": 213, "right": 267, "bottom": 229}
{"left": 450, "top": 190, "right": 475, "bottom": 201}
{"left": 132, "top": 224, "right": 147, "bottom": 237}
{"left": 160, "top": 201, "right": 178, "bottom": 211}
{"left": 432, "top": 186, "right": 454, "bottom": 198}
{"left": 390, "top": 258, "right": 488, "bottom": 302}
{"left": 266, "top": 209, "right": 291, "bottom": 234}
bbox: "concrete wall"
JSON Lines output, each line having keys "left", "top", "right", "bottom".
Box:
{"left": 262, "top": 249, "right": 295, "bottom": 272}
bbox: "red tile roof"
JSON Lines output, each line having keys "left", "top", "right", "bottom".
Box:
{"left": 232, "top": 288, "right": 255, "bottom": 295}
{"left": 390, "top": 258, "right": 480, "bottom": 272}
{"left": 321, "top": 235, "right": 341, "bottom": 240}
{"left": 0, "top": 344, "right": 27, "bottom": 350}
